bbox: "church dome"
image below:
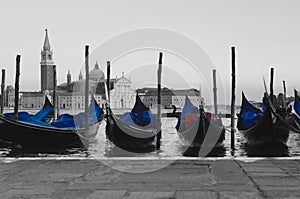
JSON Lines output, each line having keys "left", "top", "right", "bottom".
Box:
{"left": 90, "top": 62, "right": 104, "bottom": 81}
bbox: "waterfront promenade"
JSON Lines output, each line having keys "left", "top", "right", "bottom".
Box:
{"left": 0, "top": 158, "right": 299, "bottom": 198}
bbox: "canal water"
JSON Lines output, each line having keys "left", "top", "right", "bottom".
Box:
{"left": 1, "top": 112, "right": 300, "bottom": 158}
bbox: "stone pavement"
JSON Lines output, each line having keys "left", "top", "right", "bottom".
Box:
{"left": 0, "top": 158, "right": 300, "bottom": 198}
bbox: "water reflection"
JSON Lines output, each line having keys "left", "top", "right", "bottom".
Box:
{"left": 105, "top": 144, "right": 156, "bottom": 157}
{"left": 240, "top": 143, "right": 289, "bottom": 157}
{"left": 182, "top": 145, "right": 226, "bottom": 157}
{"left": 0, "top": 140, "right": 88, "bottom": 157}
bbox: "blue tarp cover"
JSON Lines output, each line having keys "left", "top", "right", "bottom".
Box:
{"left": 4, "top": 101, "right": 103, "bottom": 129}
{"left": 237, "top": 92, "right": 263, "bottom": 129}
{"left": 175, "top": 96, "right": 199, "bottom": 130}
{"left": 31, "top": 106, "right": 53, "bottom": 122}
{"left": 120, "top": 111, "right": 157, "bottom": 128}
{"left": 240, "top": 111, "right": 262, "bottom": 129}
{"left": 4, "top": 112, "right": 53, "bottom": 127}
{"left": 294, "top": 91, "right": 300, "bottom": 116}
{"left": 119, "top": 95, "right": 156, "bottom": 128}
{"left": 51, "top": 103, "right": 103, "bottom": 128}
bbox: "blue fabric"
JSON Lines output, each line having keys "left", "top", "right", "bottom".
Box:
{"left": 4, "top": 112, "right": 31, "bottom": 121}
{"left": 294, "top": 97, "right": 300, "bottom": 116}
{"left": 4, "top": 102, "right": 103, "bottom": 129}
{"left": 262, "top": 104, "right": 266, "bottom": 112}
{"left": 176, "top": 97, "right": 198, "bottom": 129}
{"left": 4, "top": 100, "right": 54, "bottom": 125}
{"left": 181, "top": 101, "right": 197, "bottom": 116}
{"left": 31, "top": 107, "right": 53, "bottom": 121}
{"left": 131, "top": 95, "right": 149, "bottom": 114}
{"left": 215, "top": 117, "right": 223, "bottom": 127}
{"left": 119, "top": 95, "right": 156, "bottom": 128}
{"left": 240, "top": 94, "right": 262, "bottom": 115}
{"left": 119, "top": 112, "right": 132, "bottom": 123}
{"left": 240, "top": 111, "right": 262, "bottom": 129}
{"left": 120, "top": 111, "right": 157, "bottom": 128}
{"left": 130, "top": 111, "right": 152, "bottom": 126}
{"left": 237, "top": 92, "right": 263, "bottom": 129}
{"left": 3, "top": 112, "right": 52, "bottom": 127}
{"left": 175, "top": 97, "right": 199, "bottom": 131}
{"left": 50, "top": 103, "right": 103, "bottom": 128}
{"left": 51, "top": 114, "right": 75, "bottom": 128}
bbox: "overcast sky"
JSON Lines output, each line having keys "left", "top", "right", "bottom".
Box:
{"left": 0, "top": 0, "right": 299, "bottom": 104}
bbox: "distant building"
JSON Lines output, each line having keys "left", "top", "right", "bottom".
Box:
{"left": 20, "top": 92, "right": 50, "bottom": 109}
{"left": 57, "top": 92, "right": 102, "bottom": 110}
{"left": 137, "top": 87, "right": 203, "bottom": 109}
{"left": 4, "top": 85, "right": 15, "bottom": 108}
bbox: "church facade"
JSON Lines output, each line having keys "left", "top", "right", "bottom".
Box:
{"left": 57, "top": 64, "right": 135, "bottom": 109}
{"left": 108, "top": 73, "right": 135, "bottom": 109}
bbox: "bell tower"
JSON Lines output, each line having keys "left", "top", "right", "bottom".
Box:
{"left": 67, "top": 70, "right": 72, "bottom": 92}
{"left": 79, "top": 70, "right": 83, "bottom": 80}
{"left": 40, "top": 29, "right": 54, "bottom": 92}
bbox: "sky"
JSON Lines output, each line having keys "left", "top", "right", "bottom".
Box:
{"left": 0, "top": 0, "right": 300, "bottom": 105}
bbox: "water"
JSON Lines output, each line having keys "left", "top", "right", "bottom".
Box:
{"left": 2, "top": 117, "right": 300, "bottom": 158}
{"left": 1, "top": 109, "right": 300, "bottom": 158}
{"left": 91, "top": 118, "right": 300, "bottom": 158}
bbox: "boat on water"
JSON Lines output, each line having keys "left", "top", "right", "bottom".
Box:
{"left": 0, "top": 96, "right": 104, "bottom": 150}
{"left": 175, "top": 96, "right": 225, "bottom": 148}
{"left": 294, "top": 89, "right": 300, "bottom": 115}
{"left": 287, "top": 89, "right": 300, "bottom": 132}
{"left": 237, "top": 92, "right": 290, "bottom": 146}
{"left": 105, "top": 94, "right": 159, "bottom": 151}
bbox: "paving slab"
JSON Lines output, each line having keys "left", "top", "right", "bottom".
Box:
{"left": 176, "top": 191, "right": 217, "bottom": 199}
{"left": 124, "top": 191, "right": 175, "bottom": 199}
{"left": 0, "top": 158, "right": 299, "bottom": 198}
{"left": 86, "top": 190, "right": 127, "bottom": 199}
{"left": 219, "top": 191, "right": 263, "bottom": 199}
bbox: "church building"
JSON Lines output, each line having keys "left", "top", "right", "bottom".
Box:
{"left": 17, "top": 29, "right": 135, "bottom": 110}
{"left": 57, "top": 63, "right": 135, "bottom": 109}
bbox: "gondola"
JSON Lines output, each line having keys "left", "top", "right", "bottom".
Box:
{"left": 294, "top": 89, "right": 300, "bottom": 115}
{"left": 105, "top": 94, "right": 159, "bottom": 151}
{"left": 0, "top": 96, "right": 104, "bottom": 149}
{"left": 237, "top": 92, "right": 290, "bottom": 146}
{"left": 175, "top": 96, "right": 225, "bottom": 147}
{"left": 288, "top": 89, "right": 300, "bottom": 132}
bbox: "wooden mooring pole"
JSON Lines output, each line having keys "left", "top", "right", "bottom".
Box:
{"left": 283, "top": 80, "right": 286, "bottom": 108}
{"left": 156, "top": 52, "right": 163, "bottom": 150}
{"left": 213, "top": 69, "right": 218, "bottom": 117}
{"left": 270, "top": 68, "right": 274, "bottom": 103}
{"left": 231, "top": 47, "right": 236, "bottom": 151}
{"left": 14, "top": 55, "right": 21, "bottom": 120}
{"left": 106, "top": 61, "right": 111, "bottom": 103}
{"left": 52, "top": 65, "right": 57, "bottom": 120}
{"left": 1, "top": 69, "right": 5, "bottom": 114}
{"left": 85, "top": 45, "right": 89, "bottom": 132}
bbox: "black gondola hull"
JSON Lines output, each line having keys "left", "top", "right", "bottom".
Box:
{"left": 105, "top": 108, "right": 157, "bottom": 151}
{"left": 178, "top": 124, "right": 225, "bottom": 147}
{"left": 239, "top": 112, "right": 290, "bottom": 146}
{"left": 0, "top": 115, "right": 100, "bottom": 149}
{"left": 237, "top": 92, "right": 290, "bottom": 146}
{"left": 177, "top": 109, "right": 225, "bottom": 148}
